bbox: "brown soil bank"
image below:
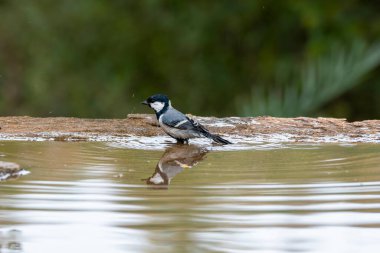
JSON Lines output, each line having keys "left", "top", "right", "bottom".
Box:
{"left": 0, "top": 114, "right": 379, "bottom": 143}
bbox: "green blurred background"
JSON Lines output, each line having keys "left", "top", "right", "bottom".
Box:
{"left": 1, "top": 0, "right": 380, "bottom": 120}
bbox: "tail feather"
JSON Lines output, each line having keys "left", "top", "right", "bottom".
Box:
{"left": 188, "top": 117, "right": 232, "bottom": 145}
{"left": 210, "top": 134, "right": 232, "bottom": 145}
{"left": 202, "top": 131, "right": 232, "bottom": 145}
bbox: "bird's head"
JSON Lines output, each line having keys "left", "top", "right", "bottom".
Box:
{"left": 141, "top": 94, "right": 171, "bottom": 113}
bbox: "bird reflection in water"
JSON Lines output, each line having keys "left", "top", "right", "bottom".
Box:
{"left": 145, "top": 145, "right": 208, "bottom": 188}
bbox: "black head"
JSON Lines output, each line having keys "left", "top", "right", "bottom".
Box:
{"left": 141, "top": 94, "right": 171, "bottom": 115}
{"left": 142, "top": 94, "right": 169, "bottom": 105}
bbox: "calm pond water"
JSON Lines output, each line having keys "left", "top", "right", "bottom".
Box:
{"left": 1, "top": 141, "right": 380, "bottom": 253}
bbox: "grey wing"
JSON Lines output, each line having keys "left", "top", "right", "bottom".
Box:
{"left": 162, "top": 109, "right": 196, "bottom": 130}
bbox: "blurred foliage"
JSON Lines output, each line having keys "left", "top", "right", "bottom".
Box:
{"left": 0, "top": 0, "right": 380, "bottom": 119}
{"left": 240, "top": 41, "right": 380, "bottom": 117}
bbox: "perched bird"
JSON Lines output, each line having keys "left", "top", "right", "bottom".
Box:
{"left": 142, "top": 94, "right": 231, "bottom": 144}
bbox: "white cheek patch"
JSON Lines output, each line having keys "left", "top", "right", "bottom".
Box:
{"left": 150, "top": 101, "right": 165, "bottom": 112}
{"left": 148, "top": 173, "right": 165, "bottom": 184}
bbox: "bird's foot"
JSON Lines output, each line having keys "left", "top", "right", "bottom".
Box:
{"left": 176, "top": 139, "right": 189, "bottom": 145}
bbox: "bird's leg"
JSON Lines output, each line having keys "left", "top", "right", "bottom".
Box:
{"left": 176, "top": 138, "right": 185, "bottom": 144}
{"left": 176, "top": 138, "right": 189, "bottom": 145}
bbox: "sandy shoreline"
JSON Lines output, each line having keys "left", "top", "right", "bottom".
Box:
{"left": 0, "top": 114, "right": 379, "bottom": 144}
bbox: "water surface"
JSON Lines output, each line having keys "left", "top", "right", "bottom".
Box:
{"left": 1, "top": 141, "right": 380, "bottom": 252}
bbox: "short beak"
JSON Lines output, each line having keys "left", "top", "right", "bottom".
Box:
{"left": 141, "top": 100, "right": 148, "bottom": 106}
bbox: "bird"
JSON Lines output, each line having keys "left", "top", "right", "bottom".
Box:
{"left": 141, "top": 94, "right": 231, "bottom": 145}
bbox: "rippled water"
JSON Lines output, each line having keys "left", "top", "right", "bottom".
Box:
{"left": 1, "top": 141, "right": 380, "bottom": 253}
